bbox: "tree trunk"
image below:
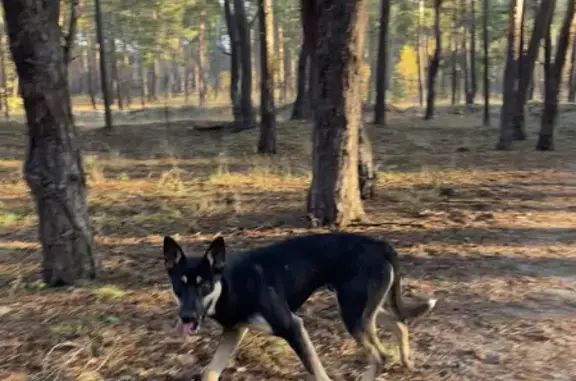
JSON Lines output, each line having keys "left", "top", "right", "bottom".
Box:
{"left": 109, "top": 18, "right": 123, "bottom": 110}
{"left": 223, "top": 0, "right": 241, "bottom": 121}
{"left": 234, "top": 0, "right": 255, "bottom": 127}
{"left": 257, "top": 0, "right": 277, "bottom": 154}
{"left": 276, "top": 25, "right": 286, "bottom": 104}
{"left": 451, "top": 9, "right": 458, "bottom": 105}
{"left": 461, "top": 0, "right": 472, "bottom": 105}
{"left": 537, "top": 0, "right": 576, "bottom": 151}
{"left": 512, "top": 0, "right": 555, "bottom": 140}
{"left": 307, "top": 0, "right": 368, "bottom": 228}
{"left": 482, "top": 0, "right": 490, "bottom": 125}
{"left": 304, "top": 1, "right": 318, "bottom": 116}
{"left": 139, "top": 54, "right": 147, "bottom": 108}
{"left": 291, "top": 42, "right": 311, "bottom": 119}
{"left": 568, "top": 27, "right": 576, "bottom": 102}
{"left": 0, "top": 31, "right": 10, "bottom": 120}
{"left": 469, "top": 0, "right": 477, "bottom": 104}
{"left": 374, "top": 0, "right": 390, "bottom": 126}
{"left": 283, "top": 37, "right": 293, "bottom": 102}
{"left": 3, "top": 0, "right": 96, "bottom": 286}
{"left": 424, "top": 0, "right": 442, "bottom": 120}
{"left": 496, "top": 0, "right": 523, "bottom": 150}
{"left": 358, "top": 125, "right": 376, "bottom": 200}
{"left": 198, "top": 10, "right": 207, "bottom": 107}
{"left": 94, "top": 0, "right": 112, "bottom": 128}
{"left": 416, "top": 0, "right": 424, "bottom": 107}
{"left": 85, "top": 22, "right": 98, "bottom": 110}
{"left": 63, "top": 0, "right": 78, "bottom": 65}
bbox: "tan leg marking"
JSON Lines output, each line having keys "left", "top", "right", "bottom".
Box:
{"left": 201, "top": 327, "right": 247, "bottom": 381}
{"left": 377, "top": 307, "right": 413, "bottom": 370}
{"left": 292, "top": 314, "right": 332, "bottom": 381}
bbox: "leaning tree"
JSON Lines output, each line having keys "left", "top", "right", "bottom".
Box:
{"left": 2, "top": 0, "right": 96, "bottom": 286}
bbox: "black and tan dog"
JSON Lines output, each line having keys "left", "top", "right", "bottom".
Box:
{"left": 163, "top": 232, "right": 436, "bottom": 381}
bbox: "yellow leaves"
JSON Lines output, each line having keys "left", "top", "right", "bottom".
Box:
{"left": 396, "top": 44, "right": 420, "bottom": 100}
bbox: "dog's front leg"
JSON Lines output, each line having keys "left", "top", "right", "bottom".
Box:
{"left": 201, "top": 327, "right": 247, "bottom": 381}
{"left": 281, "top": 314, "right": 332, "bottom": 381}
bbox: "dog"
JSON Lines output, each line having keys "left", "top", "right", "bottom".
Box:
{"left": 162, "top": 232, "right": 436, "bottom": 381}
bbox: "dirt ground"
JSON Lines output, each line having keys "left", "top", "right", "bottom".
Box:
{"left": 0, "top": 104, "right": 575, "bottom": 381}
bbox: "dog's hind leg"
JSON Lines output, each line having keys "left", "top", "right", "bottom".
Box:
{"left": 201, "top": 327, "right": 247, "bottom": 381}
{"left": 376, "top": 308, "right": 413, "bottom": 370}
{"left": 336, "top": 280, "right": 392, "bottom": 381}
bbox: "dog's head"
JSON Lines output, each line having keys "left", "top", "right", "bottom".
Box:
{"left": 162, "top": 235, "right": 226, "bottom": 336}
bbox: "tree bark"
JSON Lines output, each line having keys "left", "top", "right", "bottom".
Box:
{"left": 0, "top": 31, "right": 10, "bottom": 120}
{"left": 109, "top": 16, "right": 123, "bottom": 110}
{"left": 469, "top": 0, "right": 477, "bottom": 104}
{"left": 482, "top": 0, "right": 490, "bottom": 125}
{"left": 63, "top": 0, "right": 79, "bottom": 65}
{"left": 223, "top": 0, "right": 242, "bottom": 121}
{"left": 291, "top": 42, "right": 311, "bottom": 119}
{"left": 451, "top": 9, "right": 459, "bottom": 105}
{"left": 511, "top": 0, "right": 555, "bottom": 141}
{"left": 276, "top": 25, "right": 286, "bottom": 104}
{"left": 234, "top": 0, "right": 255, "bottom": 127}
{"left": 568, "top": 25, "right": 576, "bottom": 102}
{"left": 496, "top": 0, "right": 523, "bottom": 150}
{"left": 424, "top": 0, "right": 442, "bottom": 120}
{"left": 416, "top": 0, "right": 424, "bottom": 107}
{"left": 2, "top": 0, "right": 96, "bottom": 286}
{"left": 94, "top": 0, "right": 112, "bottom": 128}
{"left": 374, "top": 0, "right": 390, "bottom": 126}
{"left": 257, "top": 0, "right": 277, "bottom": 154}
{"left": 537, "top": 0, "right": 576, "bottom": 151}
{"left": 307, "top": 0, "right": 368, "bottom": 228}
{"left": 198, "top": 10, "right": 208, "bottom": 107}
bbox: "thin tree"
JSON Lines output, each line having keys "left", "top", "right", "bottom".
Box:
{"left": 307, "top": 0, "right": 369, "bottom": 228}
{"left": 234, "top": 0, "right": 255, "bottom": 128}
{"left": 2, "top": 0, "right": 97, "bottom": 285}
{"left": 198, "top": 9, "right": 208, "bottom": 107}
{"left": 94, "top": 0, "right": 112, "bottom": 129}
{"left": 416, "top": 0, "right": 425, "bottom": 108}
{"left": 496, "top": 0, "right": 524, "bottom": 150}
{"left": 511, "top": 0, "right": 556, "bottom": 140}
{"left": 257, "top": 0, "right": 277, "bottom": 154}
{"left": 537, "top": 0, "right": 576, "bottom": 150}
{"left": 223, "top": 0, "right": 242, "bottom": 121}
{"left": 451, "top": 6, "right": 459, "bottom": 105}
{"left": 424, "top": 0, "right": 442, "bottom": 120}
{"left": 482, "top": 0, "right": 489, "bottom": 125}
{"left": 0, "top": 28, "right": 9, "bottom": 120}
{"left": 469, "top": 0, "right": 477, "bottom": 104}
{"left": 373, "top": 0, "right": 390, "bottom": 126}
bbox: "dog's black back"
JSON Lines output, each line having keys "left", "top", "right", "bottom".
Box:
{"left": 211, "top": 232, "right": 399, "bottom": 328}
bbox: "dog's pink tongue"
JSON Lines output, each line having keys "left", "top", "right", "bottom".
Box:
{"left": 175, "top": 321, "right": 196, "bottom": 337}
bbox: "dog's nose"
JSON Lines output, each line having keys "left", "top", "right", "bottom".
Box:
{"left": 180, "top": 311, "right": 198, "bottom": 323}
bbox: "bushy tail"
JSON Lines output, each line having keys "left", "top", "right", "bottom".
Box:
{"left": 390, "top": 264, "right": 437, "bottom": 322}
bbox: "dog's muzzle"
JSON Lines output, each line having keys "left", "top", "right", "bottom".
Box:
{"left": 176, "top": 312, "right": 202, "bottom": 337}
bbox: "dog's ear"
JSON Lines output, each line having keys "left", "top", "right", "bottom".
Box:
{"left": 163, "top": 236, "right": 186, "bottom": 270}
{"left": 203, "top": 235, "right": 226, "bottom": 272}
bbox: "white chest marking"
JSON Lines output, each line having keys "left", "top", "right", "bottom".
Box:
{"left": 201, "top": 281, "right": 223, "bottom": 317}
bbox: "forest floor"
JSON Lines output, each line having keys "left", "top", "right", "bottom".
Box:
{"left": 0, "top": 103, "right": 575, "bottom": 381}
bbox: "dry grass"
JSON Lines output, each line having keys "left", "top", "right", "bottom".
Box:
{"left": 0, "top": 104, "right": 575, "bottom": 381}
